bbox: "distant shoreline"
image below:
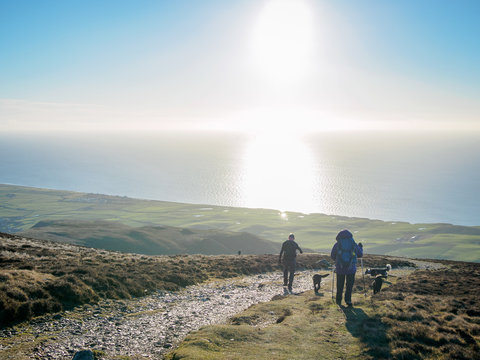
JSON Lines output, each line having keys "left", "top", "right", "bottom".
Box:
{"left": 1, "top": 183, "right": 479, "bottom": 263}
{"left": 1, "top": 182, "right": 476, "bottom": 227}
{"left": 1, "top": 131, "right": 479, "bottom": 226}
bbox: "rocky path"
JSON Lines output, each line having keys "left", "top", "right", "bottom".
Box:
{"left": 2, "top": 259, "right": 438, "bottom": 360}
{"left": 1, "top": 270, "right": 325, "bottom": 359}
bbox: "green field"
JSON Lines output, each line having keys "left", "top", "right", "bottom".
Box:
{"left": 1, "top": 184, "right": 480, "bottom": 261}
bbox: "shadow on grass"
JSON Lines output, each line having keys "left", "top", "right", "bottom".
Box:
{"left": 341, "top": 306, "right": 392, "bottom": 359}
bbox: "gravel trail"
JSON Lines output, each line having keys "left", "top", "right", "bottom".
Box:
{"left": 2, "top": 260, "right": 436, "bottom": 360}
{"left": 3, "top": 270, "right": 324, "bottom": 359}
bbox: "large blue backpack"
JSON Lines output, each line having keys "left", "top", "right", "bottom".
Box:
{"left": 336, "top": 237, "right": 356, "bottom": 272}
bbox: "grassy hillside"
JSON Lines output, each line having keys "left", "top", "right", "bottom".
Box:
{"left": 0, "top": 232, "right": 411, "bottom": 329}
{"left": 1, "top": 184, "right": 480, "bottom": 261}
{"left": 3, "top": 231, "right": 479, "bottom": 360}
{"left": 19, "top": 220, "right": 280, "bottom": 255}
{"left": 0, "top": 233, "right": 315, "bottom": 328}
{"left": 167, "top": 261, "right": 480, "bottom": 360}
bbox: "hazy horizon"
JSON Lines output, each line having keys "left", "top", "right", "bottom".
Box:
{"left": 2, "top": 131, "right": 479, "bottom": 226}
{"left": 1, "top": 1, "right": 479, "bottom": 227}
{"left": 1, "top": 0, "right": 479, "bottom": 134}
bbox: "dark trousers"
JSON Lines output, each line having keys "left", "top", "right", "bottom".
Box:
{"left": 336, "top": 273, "right": 355, "bottom": 304}
{"left": 283, "top": 260, "right": 296, "bottom": 288}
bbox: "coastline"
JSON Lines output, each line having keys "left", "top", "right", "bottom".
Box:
{"left": 1, "top": 184, "right": 479, "bottom": 262}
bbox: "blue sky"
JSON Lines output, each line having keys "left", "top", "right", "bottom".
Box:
{"left": 1, "top": 0, "right": 479, "bottom": 133}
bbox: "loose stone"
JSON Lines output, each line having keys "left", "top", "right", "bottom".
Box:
{"left": 3, "top": 270, "right": 320, "bottom": 359}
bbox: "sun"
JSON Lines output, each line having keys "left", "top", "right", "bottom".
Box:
{"left": 250, "top": 0, "right": 314, "bottom": 83}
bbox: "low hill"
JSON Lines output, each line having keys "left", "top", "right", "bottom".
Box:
{"left": 1, "top": 184, "right": 480, "bottom": 262}
{"left": 19, "top": 220, "right": 280, "bottom": 255}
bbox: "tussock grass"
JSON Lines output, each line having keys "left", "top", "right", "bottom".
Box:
{"left": 167, "top": 261, "right": 480, "bottom": 360}
{"left": 166, "top": 291, "right": 365, "bottom": 359}
{"left": 3, "top": 232, "right": 376, "bottom": 328}
{"left": 375, "top": 261, "right": 480, "bottom": 359}
{"left": 1, "top": 231, "right": 412, "bottom": 328}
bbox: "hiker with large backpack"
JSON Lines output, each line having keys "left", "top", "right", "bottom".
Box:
{"left": 279, "top": 233, "right": 303, "bottom": 293}
{"left": 331, "top": 229, "right": 363, "bottom": 307}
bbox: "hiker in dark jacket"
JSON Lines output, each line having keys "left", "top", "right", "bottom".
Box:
{"left": 279, "top": 233, "right": 303, "bottom": 292}
{"left": 331, "top": 229, "right": 363, "bottom": 306}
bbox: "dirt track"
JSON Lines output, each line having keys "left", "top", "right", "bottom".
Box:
{"left": 1, "top": 270, "right": 325, "bottom": 359}
{"left": 0, "top": 259, "right": 432, "bottom": 360}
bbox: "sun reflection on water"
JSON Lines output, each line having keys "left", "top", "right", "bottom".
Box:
{"left": 240, "top": 134, "right": 320, "bottom": 213}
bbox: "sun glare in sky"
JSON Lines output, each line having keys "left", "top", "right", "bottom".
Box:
{"left": 0, "top": 1, "right": 479, "bottom": 133}
{"left": 250, "top": 0, "right": 314, "bottom": 84}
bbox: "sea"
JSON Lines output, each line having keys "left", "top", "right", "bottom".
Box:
{"left": 1, "top": 131, "right": 479, "bottom": 226}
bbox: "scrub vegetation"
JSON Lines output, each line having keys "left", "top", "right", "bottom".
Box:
{"left": 2, "top": 232, "right": 479, "bottom": 359}
{"left": 0, "top": 232, "right": 410, "bottom": 329}
{"left": 1, "top": 184, "right": 480, "bottom": 262}
{"left": 167, "top": 261, "right": 480, "bottom": 360}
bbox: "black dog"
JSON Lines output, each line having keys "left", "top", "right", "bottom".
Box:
{"left": 372, "top": 275, "right": 386, "bottom": 294}
{"left": 313, "top": 273, "right": 330, "bottom": 294}
{"left": 365, "top": 264, "right": 392, "bottom": 295}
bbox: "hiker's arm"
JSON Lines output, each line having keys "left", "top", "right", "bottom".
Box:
{"left": 356, "top": 243, "right": 363, "bottom": 258}
{"left": 279, "top": 245, "right": 284, "bottom": 263}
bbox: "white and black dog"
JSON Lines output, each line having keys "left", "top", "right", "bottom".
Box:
{"left": 365, "top": 264, "right": 392, "bottom": 294}
{"left": 365, "top": 264, "right": 391, "bottom": 277}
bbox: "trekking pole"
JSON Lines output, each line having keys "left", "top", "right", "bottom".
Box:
{"left": 361, "top": 256, "right": 367, "bottom": 297}
{"left": 331, "top": 267, "right": 335, "bottom": 302}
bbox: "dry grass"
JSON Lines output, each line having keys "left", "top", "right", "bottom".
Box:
{"left": 166, "top": 260, "right": 480, "bottom": 360}
{"left": 0, "top": 232, "right": 363, "bottom": 328}
{"left": 0, "top": 231, "right": 415, "bottom": 330}
{"left": 374, "top": 261, "right": 480, "bottom": 359}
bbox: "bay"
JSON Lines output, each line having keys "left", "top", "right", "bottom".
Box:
{"left": 0, "top": 131, "right": 478, "bottom": 226}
